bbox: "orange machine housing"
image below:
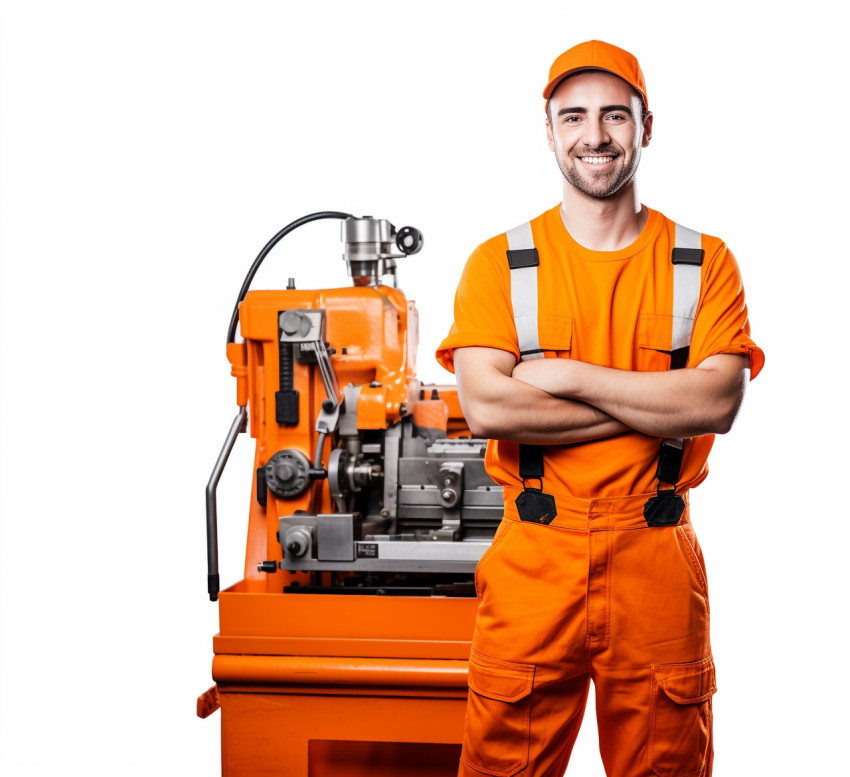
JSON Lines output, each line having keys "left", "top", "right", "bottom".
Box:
{"left": 200, "top": 282, "right": 479, "bottom": 776}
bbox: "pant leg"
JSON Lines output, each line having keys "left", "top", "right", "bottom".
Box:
{"left": 457, "top": 516, "right": 593, "bottom": 777}
{"left": 592, "top": 516, "right": 715, "bottom": 777}
{"left": 458, "top": 672, "right": 591, "bottom": 777}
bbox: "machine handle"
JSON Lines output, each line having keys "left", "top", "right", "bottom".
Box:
{"left": 206, "top": 405, "right": 248, "bottom": 601}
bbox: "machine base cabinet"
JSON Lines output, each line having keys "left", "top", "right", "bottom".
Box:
{"left": 202, "top": 589, "right": 478, "bottom": 777}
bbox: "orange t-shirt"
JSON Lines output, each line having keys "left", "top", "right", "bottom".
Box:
{"left": 435, "top": 204, "right": 765, "bottom": 498}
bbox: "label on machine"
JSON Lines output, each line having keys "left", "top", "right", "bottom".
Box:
{"left": 357, "top": 543, "right": 379, "bottom": 558}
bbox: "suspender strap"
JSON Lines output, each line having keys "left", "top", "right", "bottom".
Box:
{"left": 656, "top": 438, "right": 684, "bottom": 485}
{"left": 505, "top": 222, "right": 556, "bottom": 524}
{"left": 669, "top": 222, "right": 704, "bottom": 369}
{"left": 518, "top": 444, "right": 544, "bottom": 480}
{"left": 507, "top": 223, "right": 545, "bottom": 484}
{"left": 506, "top": 222, "right": 544, "bottom": 361}
{"left": 656, "top": 222, "right": 704, "bottom": 488}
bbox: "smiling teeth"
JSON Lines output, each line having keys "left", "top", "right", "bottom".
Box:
{"left": 580, "top": 156, "right": 614, "bottom": 164}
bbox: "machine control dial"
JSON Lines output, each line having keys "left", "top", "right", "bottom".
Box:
{"left": 284, "top": 527, "right": 312, "bottom": 559}
{"left": 265, "top": 449, "right": 312, "bottom": 498}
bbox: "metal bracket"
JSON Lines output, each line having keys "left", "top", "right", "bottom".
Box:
{"left": 277, "top": 309, "right": 340, "bottom": 434}
{"left": 310, "top": 339, "right": 341, "bottom": 435}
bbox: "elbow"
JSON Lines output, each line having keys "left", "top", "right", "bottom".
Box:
{"left": 460, "top": 398, "right": 501, "bottom": 439}
{"left": 708, "top": 400, "right": 741, "bottom": 435}
{"left": 704, "top": 369, "right": 747, "bottom": 435}
{"left": 465, "top": 405, "right": 496, "bottom": 439}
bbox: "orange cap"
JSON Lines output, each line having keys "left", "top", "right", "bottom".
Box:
{"left": 543, "top": 40, "right": 648, "bottom": 110}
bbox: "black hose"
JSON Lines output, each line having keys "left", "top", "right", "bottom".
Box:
{"left": 226, "top": 211, "right": 354, "bottom": 344}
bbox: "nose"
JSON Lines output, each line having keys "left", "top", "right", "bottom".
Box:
{"left": 582, "top": 116, "right": 610, "bottom": 150}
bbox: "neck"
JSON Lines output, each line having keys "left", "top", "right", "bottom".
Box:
{"left": 559, "top": 180, "right": 646, "bottom": 251}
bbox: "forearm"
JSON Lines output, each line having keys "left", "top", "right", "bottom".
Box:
{"left": 513, "top": 357, "right": 747, "bottom": 438}
{"left": 458, "top": 364, "right": 630, "bottom": 444}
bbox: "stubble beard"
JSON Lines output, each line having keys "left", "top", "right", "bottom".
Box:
{"left": 557, "top": 148, "right": 641, "bottom": 200}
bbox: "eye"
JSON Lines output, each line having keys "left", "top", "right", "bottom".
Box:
{"left": 606, "top": 113, "right": 628, "bottom": 122}
{"left": 562, "top": 115, "right": 582, "bottom": 124}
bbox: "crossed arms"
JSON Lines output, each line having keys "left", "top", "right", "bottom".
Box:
{"left": 453, "top": 347, "right": 749, "bottom": 445}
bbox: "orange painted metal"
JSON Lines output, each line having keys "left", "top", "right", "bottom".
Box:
{"left": 355, "top": 384, "right": 387, "bottom": 429}
{"left": 212, "top": 655, "right": 468, "bottom": 687}
{"left": 196, "top": 685, "right": 221, "bottom": 719}
{"left": 413, "top": 398, "right": 450, "bottom": 434}
{"left": 204, "top": 283, "right": 477, "bottom": 776}
{"left": 220, "top": 691, "right": 465, "bottom": 777}
{"left": 225, "top": 342, "right": 248, "bottom": 407}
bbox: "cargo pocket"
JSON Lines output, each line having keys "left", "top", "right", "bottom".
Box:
{"left": 462, "top": 651, "right": 535, "bottom": 776}
{"left": 537, "top": 314, "right": 572, "bottom": 357}
{"left": 649, "top": 656, "right": 717, "bottom": 777}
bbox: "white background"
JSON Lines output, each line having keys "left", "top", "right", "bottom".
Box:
{"left": 2, "top": 1, "right": 848, "bottom": 775}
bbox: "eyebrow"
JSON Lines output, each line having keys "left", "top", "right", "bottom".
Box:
{"left": 557, "top": 104, "right": 634, "bottom": 117}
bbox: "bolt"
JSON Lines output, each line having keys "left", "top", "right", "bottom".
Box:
{"left": 280, "top": 310, "right": 304, "bottom": 335}
{"left": 444, "top": 478, "right": 452, "bottom": 486}
{"left": 441, "top": 489, "right": 454, "bottom": 501}
{"left": 274, "top": 461, "right": 296, "bottom": 481}
{"left": 380, "top": 509, "right": 389, "bottom": 518}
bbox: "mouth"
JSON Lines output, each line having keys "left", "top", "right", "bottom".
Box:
{"left": 577, "top": 155, "right": 617, "bottom": 170}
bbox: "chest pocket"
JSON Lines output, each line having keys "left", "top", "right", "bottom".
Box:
{"left": 538, "top": 314, "right": 572, "bottom": 357}
{"left": 637, "top": 313, "right": 681, "bottom": 372}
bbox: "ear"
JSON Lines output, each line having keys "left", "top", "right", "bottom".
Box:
{"left": 641, "top": 110, "right": 654, "bottom": 148}
{"left": 546, "top": 116, "right": 555, "bottom": 152}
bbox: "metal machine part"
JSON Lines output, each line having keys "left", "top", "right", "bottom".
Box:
{"left": 279, "top": 430, "right": 503, "bottom": 573}
{"left": 265, "top": 449, "right": 312, "bottom": 499}
{"left": 205, "top": 405, "right": 248, "bottom": 601}
{"left": 342, "top": 216, "right": 422, "bottom": 285}
{"left": 328, "top": 448, "right": 383, "bottom": 513}
{"left": 278, "top": 309, "right": 341, "bottom": 436}
{"left": 209, "top": 212, "right": 502, "bottom": 596}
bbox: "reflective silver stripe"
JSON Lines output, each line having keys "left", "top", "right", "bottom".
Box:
{"left": 665, "top": 223, "right": 703, "bottom": 458}
{"left": 506, "top": 221, "right": 543, "bottom": 361}
{"left": 671, "top": 223, "right": 702, "bottom": 351}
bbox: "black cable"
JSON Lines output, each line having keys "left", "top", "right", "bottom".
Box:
{"left": 226, "top": 211, "right": 354, "bottom": 344}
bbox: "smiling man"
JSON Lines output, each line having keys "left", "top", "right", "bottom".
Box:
{"left": 436, "top": 41, "right": 764, "bottom": 777}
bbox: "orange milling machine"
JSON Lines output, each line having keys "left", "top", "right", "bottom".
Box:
{"left": 198, "top": 212, "right": 503, "bottom": 776}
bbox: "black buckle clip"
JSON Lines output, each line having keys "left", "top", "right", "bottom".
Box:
{"left": 516, "top": 479, "right": 557, "bottom": 525}
{"left": 643, "top": 484, "right": 685, "bottom": 527}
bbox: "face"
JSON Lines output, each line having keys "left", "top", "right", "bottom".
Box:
{"left": 546, "top": 70, "right": 653, "bottom": 200}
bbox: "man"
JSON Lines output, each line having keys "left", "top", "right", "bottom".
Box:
{"left": 435, "top": 40, "right": 764, "bottom": 777}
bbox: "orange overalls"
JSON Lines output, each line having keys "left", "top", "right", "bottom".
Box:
{"left": 436, "top": 206, "right": 764, "bottom": 777}
{"left": 463, "top": 489, "right": 714, "bottom": 777}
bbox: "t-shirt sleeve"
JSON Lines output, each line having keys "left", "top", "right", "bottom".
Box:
{"left": 689, "top": 242, "right": 765, "bottom": 380}
{"left": 435, "top": 238, "right": 519, "bottom": 373}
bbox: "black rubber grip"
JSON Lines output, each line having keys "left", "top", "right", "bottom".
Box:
{"left": 208, "top": 573, "right": 220, "bottom": 602}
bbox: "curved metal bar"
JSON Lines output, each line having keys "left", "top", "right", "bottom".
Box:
{"left": 205, "top": 406, "right": 248, "bottom": 601}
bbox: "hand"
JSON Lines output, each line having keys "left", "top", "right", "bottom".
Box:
{"left": 512, "top": 358, "right": 583, "bottom": 397}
